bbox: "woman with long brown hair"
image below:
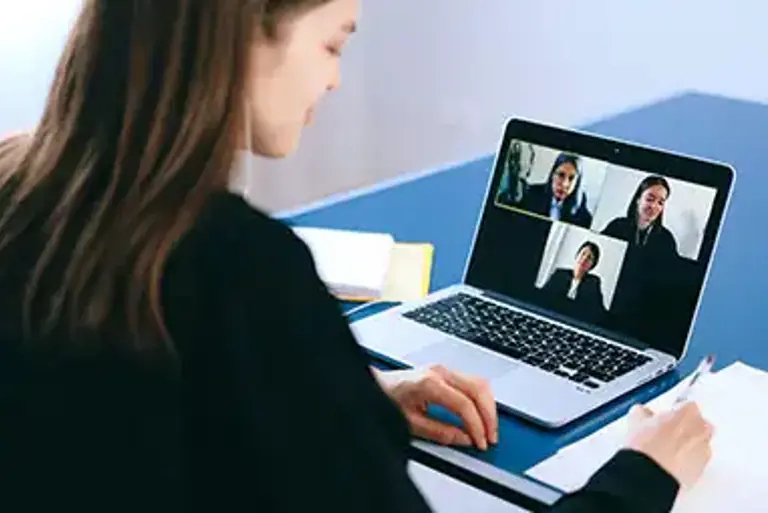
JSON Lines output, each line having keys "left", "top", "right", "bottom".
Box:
{"left": 0, "top": 1, "right": 712, "bottom": 512}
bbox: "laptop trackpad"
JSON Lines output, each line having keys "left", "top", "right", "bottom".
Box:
{"left": 405, "top": 340, "right": 518, "bottom": 380}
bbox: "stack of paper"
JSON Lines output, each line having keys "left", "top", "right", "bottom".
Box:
{"left": 379, "top": 242, "right": 435, "bottom": 302}
{"left": 292, "top": 226, "right": 434, "bottom": 303}
{"left": 525, "top": 361, "right": 768, "bottom": 512}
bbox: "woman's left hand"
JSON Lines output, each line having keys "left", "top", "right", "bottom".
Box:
{"left": 375, "top": 365, "right": 498, "bottom": 450}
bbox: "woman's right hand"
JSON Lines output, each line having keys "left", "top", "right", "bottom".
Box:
{"left": 625, "top": 402, "right": 714, "bottom": 489}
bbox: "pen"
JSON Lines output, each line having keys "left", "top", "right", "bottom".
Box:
{"left": 674, "top": 354, "right": 715, "bottom": 405}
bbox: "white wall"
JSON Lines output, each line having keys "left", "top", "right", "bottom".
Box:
{"left": 352, "top": 0, "right": 768, "bottom": 172}
{"left": 2, "top": 0, "right": 767, "bottom": 211}
{"left": 257, "top": 0, "right": 768, "bottom": 210}
{"left": 0, "top": 0, "right": 81, "bottom": 135}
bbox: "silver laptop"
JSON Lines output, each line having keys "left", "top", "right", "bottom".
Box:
{"left": 351, "top": 118, "right": 734, "bottom": 428}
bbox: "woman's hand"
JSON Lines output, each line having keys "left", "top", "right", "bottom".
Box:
{"left": 626, "top": 402, "right": 714, "bottom": 488}
{"left": 374, "top": 365, "right": 498, "bottom": 450}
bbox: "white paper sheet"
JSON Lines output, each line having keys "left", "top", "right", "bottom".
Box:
{"left": 292, "top": 226, "right": 394, "bottom": 298}
{"left": 526, "top": 362, "right": 768, "bottom": 512}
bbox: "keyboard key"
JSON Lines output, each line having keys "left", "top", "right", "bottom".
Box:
{"left": 569, "top": 372, "right": 590, "bottom": 383}
{"left": 539, "top": 362, "right": 559, "bottom": 372}
{"left": 524, "top": 354, "right": 546, "bottom": 366}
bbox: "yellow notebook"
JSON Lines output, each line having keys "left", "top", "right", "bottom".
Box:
{"left": 381, "top": 242, "right": 434, "bottom": 301}
{"left": 339, "top": 242, "right": 434, "bottom": 303}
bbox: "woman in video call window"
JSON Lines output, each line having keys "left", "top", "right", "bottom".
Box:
{"left": 601, "top": 175, "right": 681, "bottom": 344}
{"left": 517, "top": 152, "right": 593, "bottom": 228}
{"left": 541, "top": 241, "right": 606, "bottom": 323}
{"left": 601, "top": 175, "right": 679, "bottom": 258}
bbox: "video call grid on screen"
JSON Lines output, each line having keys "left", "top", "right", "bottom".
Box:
{"left": 464, "top": 123, "right": 732, "bottom": 357}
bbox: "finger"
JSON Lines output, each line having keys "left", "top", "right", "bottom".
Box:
{"left": 629, "top": 404, "right": 653, "bottom": 420}
{"left": 664, "top": 401, "right": 697, "bottom": 428}
{"left": 433, "top": 366, "right": 498, "bottom": 444}
{"left": 705, "top": 421, "right": 715, "bottom": 439}
{"left": 627, "top": 404, "right": 654, "bottom": 433}
{"left": 679, "top": 401, "right": 703, "bottom": 419}
{"left": 423, "top": 374, "right": 488, "bottom": 450}
{"left": 676, "top": 402, "right": 709, "bottom": 434}
{"left": 677, "top": 416, "right": 714, "bottom": 453}
{"left": 680, "top": 419, "right": 713, "bottom": 447}
{"left": 683, "top": 438, "right": 713, "bottom": 489}
{"left": 692, "top": 420, "right": 715, "bottom": 443}
{"left": 406, "top": 411, "right": 473, "bottom": 447}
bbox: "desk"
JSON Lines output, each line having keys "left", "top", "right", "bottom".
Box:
{"left": 284, "top": 91, "right": 768, "bottom": 481}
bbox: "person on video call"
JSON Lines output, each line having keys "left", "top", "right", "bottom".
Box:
{"left": 601, "top": 175, "right": 679, "bottom": 259}
{"left": 601, "top": 175, "right": 681, "bottom": 343}
{"left": 497, "top": 140, "right": 535, "bottom": 205}
{"left": 516, "top": 152, "right": 593, "bottom": 228}
{"left": 541, "top": 241, "right": 607, "bottom": 323}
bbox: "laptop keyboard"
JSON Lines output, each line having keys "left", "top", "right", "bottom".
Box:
{"left": 402, "top": 293, "right": 653, "bottom": 388}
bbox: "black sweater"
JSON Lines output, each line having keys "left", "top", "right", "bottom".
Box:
{"left": 0, "top": 192, "right": 678, "bottom": 512}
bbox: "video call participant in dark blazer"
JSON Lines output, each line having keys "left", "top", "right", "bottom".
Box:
{"left": 602, "top": 175, "right": 679, "bottom": 260}
{"left": 0, "top": 1, "right": 713, "bottom": 512}
{"left": 601, "top": 175, "right": 682, "bottom": 345}
{"left": 516, "top": 152, "right": 594, "bottom": 228}
{"left": 541, "top": 241, "right": 607, "bottom": 324}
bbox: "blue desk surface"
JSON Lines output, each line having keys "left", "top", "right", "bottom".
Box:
{"left": 286, "top": 91, "right": 768, "bottom": 477}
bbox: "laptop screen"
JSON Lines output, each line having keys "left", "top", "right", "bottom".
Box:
{"left": 465, "top": 119, "right": 733, "bottom": 359}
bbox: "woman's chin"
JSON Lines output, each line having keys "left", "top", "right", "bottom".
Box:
{"left": 252, "top": 133, "right": 302, "bottom": 160}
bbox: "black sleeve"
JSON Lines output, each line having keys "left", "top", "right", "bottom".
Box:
{"left": 662, "top": 227, "right": 680, "bottom": 258}
{"left": 545, "top": 450, "right": 679, "bottom": 513}
{"left": 541, "top": 272, "right": 558, "bottom": 295}
{"left": 207, "top": 198, "right": 433, "bottom": 513}
{"left": 592, "top": 276, "right": 605, "bottom": 312}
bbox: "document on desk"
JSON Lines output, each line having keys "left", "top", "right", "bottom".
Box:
{"left": 525, "top": 361, "right": 768, "bottom": 512}
{"left": 291, "top": 226, "right": 395, "bottom": 299}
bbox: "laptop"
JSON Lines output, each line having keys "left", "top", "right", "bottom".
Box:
{"left": 350, "top": 118, "right": 735, "bottom": 428}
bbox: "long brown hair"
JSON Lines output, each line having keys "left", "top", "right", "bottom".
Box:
{"left": 0, "top": 0, "right": 329, "bottom": 357}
